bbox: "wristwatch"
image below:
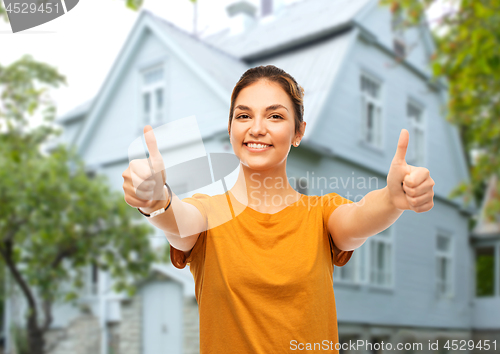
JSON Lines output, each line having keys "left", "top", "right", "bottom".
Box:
{"left": 137, "top": 183, "right": 172, "bottom": 218}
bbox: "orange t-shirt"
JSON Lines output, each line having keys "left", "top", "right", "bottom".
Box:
{"left": 170, "top": 190, "right": 354, "bottom": 354}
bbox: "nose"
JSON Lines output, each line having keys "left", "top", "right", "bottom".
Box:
{"left": 249, "top": 116, "right": 267, "bottom": 137}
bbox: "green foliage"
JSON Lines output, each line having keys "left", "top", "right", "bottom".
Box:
{"left": 11, "top": 323, "right": 30, "bottom": 354}
{"left": 475, "top": 251, "right": 494, "bottom": 296}
{"left": 380, "top": 0, "right": 500, "bottom": 221}
{"left": 125, "top": 0, "right": 144, "bottom": 11}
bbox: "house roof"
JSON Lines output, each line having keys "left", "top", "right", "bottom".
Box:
{"left": 57, "top": 0, "right": 373, "bottom": 129}
{"left": 249, "top": 28, "right": 355, "bottom": 136}
{"left": 55, "top": 97, "right": 94, "bottom": 124}
{"left": 202, "top": 0, "right": 371, "bottom": 60}
{"left": 69, "top": 1, "right": 369, "bottom": 154}
{"left": 148, "top": 11, "right": 248, "bottom": 95}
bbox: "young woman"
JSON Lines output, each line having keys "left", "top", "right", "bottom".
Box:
{"left": 122, "top": 65, "right": 435, "bottom": 353}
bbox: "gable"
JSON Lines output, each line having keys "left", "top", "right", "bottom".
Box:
{"left": 73, "top": 10, "right": 247, "bottom": 161}
{"left": 354, "top": 0, "right": 435, "bottom": 77}
{"left": 79, "top": 28, "right": 233, "bottom": 168}
{"left": 248, "top": 29, "right": 356, "bottom": 137}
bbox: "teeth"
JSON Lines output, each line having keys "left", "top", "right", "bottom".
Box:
{"left": 247, "top": 143, "right": 270, "bottom": 149}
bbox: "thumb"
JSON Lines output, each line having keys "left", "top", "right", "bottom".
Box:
{"left": 143, "top": 125, "right": 165, "bottom": 180}
{"left": 144, "top": 125, "right": 161, "bottom": 160}
{"left": 392, "top": 128, "right": 409, "bottom": 164}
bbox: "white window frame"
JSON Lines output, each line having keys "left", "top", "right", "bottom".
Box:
{"left": 140, "top": 63, "right": 166, "bottom": 127}
{"left": 82, "top": 262, "right": 99, "bottom": 297}
{"left": 406, "top": 99, "right": 426, "bottom": 166}
{"left": 391, "top": 9, "right": 406, "bottom": 57}
{"left": 473, "top": 242, "right": 500, "bottom": 298}
{"left": 368, "top": 227, "right": 393, "bottom": 288}
{"left": 334, "top": 227, "right": 393, "bottom": 289}
{"left": 334, "top": 241, "right": 368, "bottom": 284}
{"left": 436, "top": 231, "right": 454, "bottom": 299}
{"left": 360, "top": 72, "right": 384, "bottom": 150}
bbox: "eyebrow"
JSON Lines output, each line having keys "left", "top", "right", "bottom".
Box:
{"left": 234, "top": 104, "right": 289, "bottom": 113}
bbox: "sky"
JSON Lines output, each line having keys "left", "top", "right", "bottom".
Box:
{"left": 0, "top": 0, "right": 453, "bottom": 130}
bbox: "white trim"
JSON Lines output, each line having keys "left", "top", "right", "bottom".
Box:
{"left": 139, "top": 62, "right": 167, "bottom": 127}
{"left": 368, "top": 227, "right": 393, "bottom": 288}
{"left": 406, "top": 97, "right": 426, "bottom": 166}
{"left": 334, "top": 226, "right": 394, "bottom": 289}
{"left": 359, "top": 69, "right": 385, "bottom": 151}
{"left": 435, "top": 230, "right": 454, "bottom": 299}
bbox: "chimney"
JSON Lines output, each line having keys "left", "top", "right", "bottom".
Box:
{"left": 226, "top": 1, "right": 258, "bottom": 36}
{"left": 261, "top": 0, "right": 286, "bottom": 18}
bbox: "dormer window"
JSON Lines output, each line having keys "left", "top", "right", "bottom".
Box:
{"left": 141, "top": 65, "right": 165, "bottom": 126}
{"left": 407, "top": 101, "right": 425, "bottom": 165}
{"left": 394, "top": 38, "right": 406, "bottom": 58}
{"left": 360, "top": 73, "right": 383, "bottom": 148}
{"left": 391, "top": 9, "right": 406, "bottom": 58}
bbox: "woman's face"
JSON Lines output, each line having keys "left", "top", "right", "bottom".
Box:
{"left": 228, "top": 79, "right": 305, "bottom": 171}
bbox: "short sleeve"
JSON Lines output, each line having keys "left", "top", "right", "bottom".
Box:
{"left": 170, "top": 193, "right": 210, "bottom": 269}
{"left": 322, "top": 193, "right": 355, "bottom": 267}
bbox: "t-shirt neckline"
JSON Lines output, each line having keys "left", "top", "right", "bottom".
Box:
{"left": 226, "top": 190, "right": 305, "bottom": 222}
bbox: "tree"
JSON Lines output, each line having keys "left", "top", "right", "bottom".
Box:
{"left": 0, "top": 55, "right": 169, "bottom": 354}
{"left": 379, "top": 0, "right": 500, "bottom": 228}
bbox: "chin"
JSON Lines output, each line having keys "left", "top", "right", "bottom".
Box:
{"left": 242, "top": 160, "right": 275, "bottom": 171}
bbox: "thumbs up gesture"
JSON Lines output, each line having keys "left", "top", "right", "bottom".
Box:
{"left": 386, "top": 129, "right": 435, "bottom": 212}
{"left": 122, "top": 125, "right": 168, "bottom": 210}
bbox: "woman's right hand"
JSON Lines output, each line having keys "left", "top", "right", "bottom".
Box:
{"left": 122, "top": 125, "right": 168, "bottom": 211}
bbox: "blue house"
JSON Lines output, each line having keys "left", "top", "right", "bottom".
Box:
{"left": 5, "top": 0, "right": 497, "bottom": 353}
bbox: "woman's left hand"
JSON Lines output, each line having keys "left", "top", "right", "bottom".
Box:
{"left": 386, "top": 129, "right": 435, "bottom": 213}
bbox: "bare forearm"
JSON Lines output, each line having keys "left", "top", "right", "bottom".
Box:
{"left": 139, "top": 189, "right": 201, "bottom": 238}
{"left": 335, "top": 186, "right": 403, "bottom": 250}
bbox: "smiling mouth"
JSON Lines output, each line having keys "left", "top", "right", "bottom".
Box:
{"left": 244, "top": 143, "right": 273, "bottom": 147}
{"left": 244, "top": 143, "right": 273, "bottom": 149}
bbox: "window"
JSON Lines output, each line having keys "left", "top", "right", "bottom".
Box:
{"left": 360, "top": 74, "right": 383, "bottom": 148}
{"left": 84, "top": 262, "right": 99, "bottom": 296}
{"left": 369, "top": 336, "right": 390, "bottom": 354}
{"left": 339, "top": 335, "right": 360, "bottom": 354}
{"left": 391, "top": 9, "right": 406, "bottom": 58}
{"left": 334, "top": 241, "right": 367, "bottom": 284}
{"left": 91, "top": 262, "right": 99, "bottom": 295}
{"left": 334, "top": 227, "right": 392, "bottom": 288}
{"left": 141, "top": 65, "right": 165, "bottom": 126}
{"left": 369, "top": 228, "right": 392, "bottom": 287}
{"left": 407, "top": 101, "right": 425, "bottom": 165}
{"left": 475, "top": 246, "right": 495, "bottom": 297}
{"left": 436, "top": 233, "right": 453, "bottom": 298}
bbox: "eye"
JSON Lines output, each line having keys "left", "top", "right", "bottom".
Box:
{"left": 271, "top": 114, "right": 284, "bottom": 119}
{"left": 236, "top": 114, "right": 249, "bottom": 119}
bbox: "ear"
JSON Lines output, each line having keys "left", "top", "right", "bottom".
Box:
{"left": 297, "top": 121, "right": 306, "bottom": 140}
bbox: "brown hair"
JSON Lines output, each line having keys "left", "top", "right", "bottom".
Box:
{"left": 228, "top": 65, "right": 305, "bottom": 135}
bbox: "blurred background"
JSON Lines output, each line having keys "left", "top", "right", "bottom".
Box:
{"left": 0, "top": 0, "right": 499, "bottom": 353}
